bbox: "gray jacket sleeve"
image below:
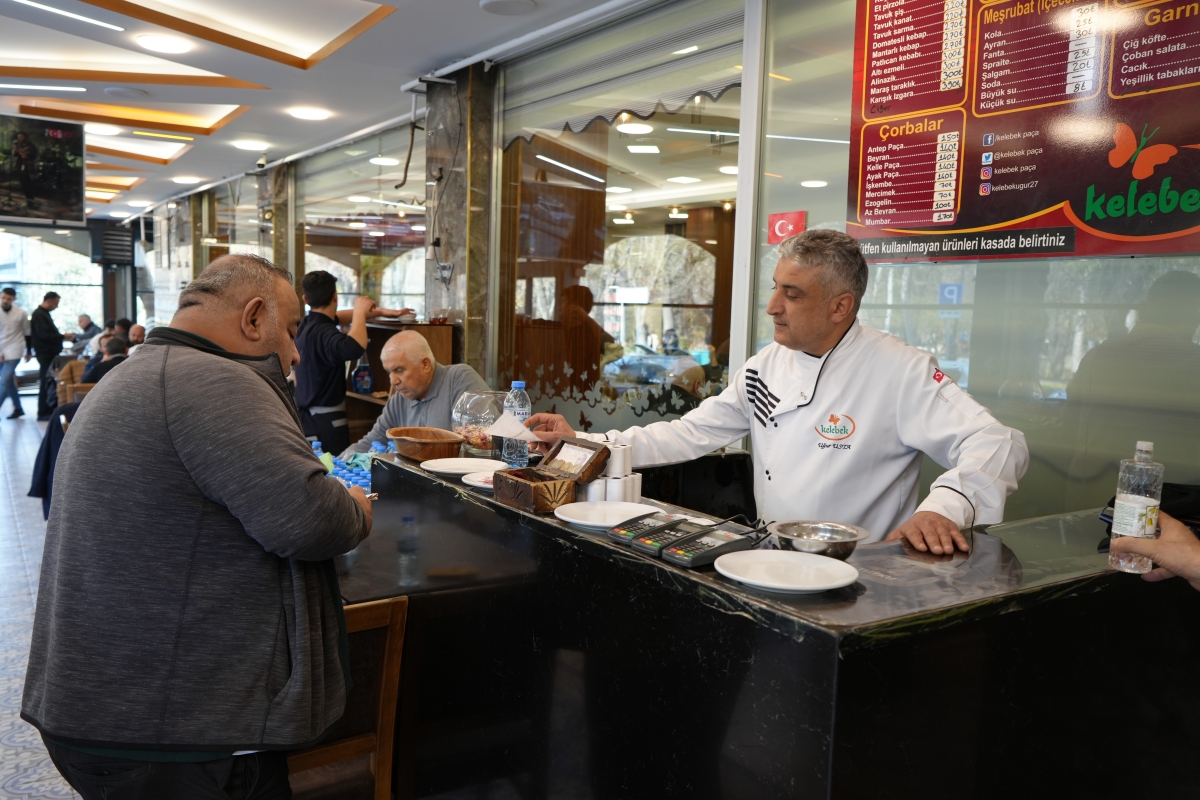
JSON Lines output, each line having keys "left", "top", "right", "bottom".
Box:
{"left": 166, "top": 354, "right": 368, "bottom": 561}
{"left": 342, "top": 393, "right": 404, "bottom": 457}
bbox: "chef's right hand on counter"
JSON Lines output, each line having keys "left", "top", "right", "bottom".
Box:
{"left": 526, "top": 412, "right": 577, "bottom": 453}
{"left": 1110, "top": 512, "right": 1200, "bottom": 592}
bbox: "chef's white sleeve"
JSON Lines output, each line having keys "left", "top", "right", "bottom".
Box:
{"left": 896, "top": 357, "right": 1029, "bottom": 529}
{"left": 579, "top": 369, "right": 753, "bottom": 467}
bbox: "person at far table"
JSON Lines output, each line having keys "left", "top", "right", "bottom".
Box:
{"left": 294, "top": 270, "right": 411, "bottom": 454}
{"left": 68, "top": 314, "right": 101, "bottom": 355}
{"left": 81, "top": 335, "right": 128, "bottom": 384}
{"left": 29, "top": 291, "right": 65, "bottom": 421}
{"left": 528, "top": 229, "right": 1030, "bottom": 555}
{"left": 127, "top": 324, "right": 145, "bottom": 354}
{"left": 342, "top": 330, "right": 488, "bottom": 456}
{"left": 1, "top": 287, "right": 31, "bottom": 419}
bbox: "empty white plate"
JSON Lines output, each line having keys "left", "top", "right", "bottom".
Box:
{"left": 461, "top": 472, "right": 495, "bottom": 492}
{"left": 715, "top": 550, "right": 859, "bottom": 594}
{"left": 553, "top": 502, "right": 660, "bottom": 530}
{"left": 421, "top": 458, "right": 509, "bottom": 477}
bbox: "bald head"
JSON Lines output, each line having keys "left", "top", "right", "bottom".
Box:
{"left": 382, "top": 331, "right": 437, "bottom": 400}
{"left": 179, "top": 254, "right": 293, "bottom": 314}
{"left": 128, "top": 324, "right": 145, "bottom": 345}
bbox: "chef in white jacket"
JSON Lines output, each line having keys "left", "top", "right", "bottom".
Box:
{"left": 529, "top": 229, "right": 1029, "bottom": 555}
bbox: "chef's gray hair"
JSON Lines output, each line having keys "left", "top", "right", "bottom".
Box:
{"left": 777, "top": 229, "right": 869, "bottom": 307}
{"left": 178, "top": 253, "right": 293, "bottom": 314}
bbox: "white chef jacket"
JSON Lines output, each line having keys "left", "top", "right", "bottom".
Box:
{"left": 1, "top": 304, "right": 30, "bottom": 361}
{"left": 583, "top": 319, "right": 1028, "bottom": 540}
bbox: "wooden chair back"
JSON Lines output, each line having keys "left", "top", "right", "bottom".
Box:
{"left": 56, "top": 360, "right": 88, "bottom": 405}
{"left": 67, "top": 383, "right": 96, "bottom": 403}
{"left": 288, "top": 596, "right": 408, "bottom": 800}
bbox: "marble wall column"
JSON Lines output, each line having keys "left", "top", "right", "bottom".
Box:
{"left": 424, "top": 63, "right": 496, "bottom": 372}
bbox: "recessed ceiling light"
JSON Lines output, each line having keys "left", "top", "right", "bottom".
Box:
{"left": 616, "top": 123, "right": 654, "bottom": 135}
{"left": 288, "top": 107, "right": 331, "bottom": 121}
{"left": 607, "top": 204, "right": 627, "bottom": 211}
{"left": 627, "top": 145, "right": 659, "bottom": 154}
{"left": 411, "top": 224, "right": 426, "bottom": 231}
{"left": 801, "top": 180, "right": 829, "bottom": 188}
{"left": 109, "top": 211, "right": 131, "bottom": 218}
{"left": 669, "top": 212, "right": 688, "bottom": 219}
{"left": 127, "top": 200, "right": 152, "bottom": 207}
{"left": 137, "top": 34, "right": 192, "bottom": 53}
{"left": 54, "top": 229, "right": 70, "bottom": 234}
{"left": 84, "top": 123, "right": 121, "bottom": 136}
{"left": 134, "top": 131, "right": 193, "bottom": 140}
{"left": 426, "top": 181, "right": 437, "bottom": 186}
{"left": 723, "top": 201, "right": 733, "bottom": 211}
{"left": 718, "top": 166, "right": 738, "bottom": 175}
{"left": 344, "top": 149, "right": 366, "bottom": 156}
{"left": 369, "top": 156, "right": 400, "bottom": 166}
{"left": 232, "top": 140, "right": 270, "bottom": 151}
{"left": 535, "top": 154, "right": 604, "bottom": 183}
{"left": 368, "top": 231, "right": 385, "bottom": 237}
{"left": 672, "top": 45, "right": 699, "bottom": 54}
{"left": 167, "top": 202, "right": 177, "bottom": 209}
{"left": 347, "top": 196, "right": 371, "bottom": 203}
{"left": 11, "top": 0, "right": 124, "bottom": 30}
{"left": 667, "top": 176, "right": 700, "bottom": 184}
{"left": 705, "top": 239, "right": 718, "bottom": 245}
{"left": 613, "top": 218, "right": 635, "bottom": 225}
{"left": 348, "top": 222, "right": 366, "bottom": 229}
{"left": 0, "top": 83, "right": 86, "bottom": 92}
{"left": 171, "top": 176, "right": 202, "bottom": 185}
{"left": 605, "top": 187, "right": 632, "bottom": 194}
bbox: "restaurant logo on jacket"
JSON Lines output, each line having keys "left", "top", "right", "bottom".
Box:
{"left": 816, "top": 413, "right": 856, "bottom": 441}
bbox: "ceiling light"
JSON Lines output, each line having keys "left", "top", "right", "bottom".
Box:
{"left": 667, "top": 127, "right": 739, "bottom": 136}
{"left": 672, "top": 45, "right": 699, "bottom": 54}
{"left": 54, "top": 229, "right": 70, "bottom": 234}
{"left": 480, "top": 0, "right": 537, "bottom": 14}
{"left": 135, "top": 131, "right": 193, "bottom": 140}
{"left": 288, "top": 107, "right": 332, "bottom": 121}
{"left": 627, "top": 145, "right": 659, "bottom": 154}
{"left": 606, "top": 187, "right": 632, "bottom": 194}
{"left": 801, "top": 180, "right": 828, "bottom": 188}
{"left": 613, "top": 218, "right": 635, "bottom": 225}
{"left": 705, "top": 239, "right": 718, "bottom": 244}
{"left": 719, "top": 166, "right": 738, "bottom": 175}
{"left": 232, "top": 140, "right": 269, "bottom": 151}
{"left": 11, "top": 0, "right": 124, "bottom": 30}
{"left": 412, "top": 224, "right": 426, "bottom": 231}
{"left": 109, "top": 211, "right": 131, "bottom": 218}
{"left": 0, "top": 83, "right": 85, "bottom": 92}
{"left": 137, "top": 34, "right": 192, "bottom": 54}
{"left": 167, "top": 202, "right": 177, "bottom": 209}
{"left": 348, "top": 222, "right": 366, "bottom": 229}
{"left": 625, "top": 212, "right": 632, "bottom": 219}
{"left": 426, "top": 181, "right": 437, "bottom": 186}
{"left": 347, "top": 196, "right": 371, "bottom": 203}
{"left": 368, "top": 231, "right": 385, "bottom": 237}
{"left": 369, "top": 156, "right": 400, "bottom": 166}
{"left": 344, "top": 149, "right": 366, "bottom": 156}
{"left": 669, "top": 208, "right": 688, "bottom": 219}
{"left": 723, "top": 202, "right": 733, "bottom": 211}
{"left": 616, "top": 123, "right": 654, "bottom": 134}
{"left": 535, "top": 154, "right": 604, "bottom": 183}
{"left": 127, "top": 200, "right": 152, "bottom": 207}
{"left": 607, "top": 204, "right": 627, "bottom": 211}
{"left": 667, "top": 176, "right": 700, "bottom": 184}
{"left": 172, "top": 176, "right": 202, "bottom": 184}
{"left": 84, "top": 123, "right": 121, "bottom": 136}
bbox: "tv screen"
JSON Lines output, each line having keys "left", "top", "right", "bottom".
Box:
{"left": 0, "top": 114, "right": 85, "bottom": 225}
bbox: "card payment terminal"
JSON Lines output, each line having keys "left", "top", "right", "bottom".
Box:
{"left": 661, "top": 530, "right": 753, "bottom": 567}
{"left": 631, "top": 519, "right": 720, "bottom": 557}
{"left": 608, "top": 513, "right": 687, "bottom": 546}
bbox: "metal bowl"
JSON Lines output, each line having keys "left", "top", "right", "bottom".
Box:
{"left": 766, "top": 521, "right": 872, "bottom": 561}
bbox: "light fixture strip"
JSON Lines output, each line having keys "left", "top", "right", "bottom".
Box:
{"left": 133, "top": 131, "right": 194, "bottom": 141}
{"left": 666, "top": 127, "right": 740, "bottom": 137}
{"left": 10, "top": 0, "right": 125, "bottom": 30}
{"left": 535, "top": 154, "right": 604, "bottom": 183}
{"left": 765, "top": 135, "right": 851, "bottom": 144}
{"left": 0, "top": 83, "right": 86, "bottom": 92}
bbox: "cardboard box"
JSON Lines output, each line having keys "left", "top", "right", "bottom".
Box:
{"left": 493, "top": 437, "right": 610, "bottom": 515}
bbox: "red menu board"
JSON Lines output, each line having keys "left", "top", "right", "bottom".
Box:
{"left": 847, "top": 0, "right": 1200, "bottom": 260}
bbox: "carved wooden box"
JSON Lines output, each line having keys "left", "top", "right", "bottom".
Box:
{"left": 493, "top": 437, "right": 610, "bottom": 515}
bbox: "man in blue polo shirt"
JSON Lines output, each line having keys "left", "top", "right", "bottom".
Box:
{"left": 293, "top": 271, "right": 408, "bottom": 454}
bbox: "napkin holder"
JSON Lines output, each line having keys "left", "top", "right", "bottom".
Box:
{"left": 493, "top": 437, "right": 610, "bottom": 515}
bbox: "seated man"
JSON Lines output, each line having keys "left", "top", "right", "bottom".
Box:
{"left": 81, "top": 336, "right": 128, "bottom": 384}
{"left": 342, "top": 331, "right": 488, "bottom": 456}
{"left": 127, "top": 324, "right": 145, "bottom": 354}
{"left": 84, "top": 333, "right": 112, "bottom": 372}
{"left": 69, "top": 314, "right": 101, "bottom": 355}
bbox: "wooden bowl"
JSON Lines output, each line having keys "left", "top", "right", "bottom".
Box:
{"left": 387, "top": 427, "right": 464, "bottom": 461}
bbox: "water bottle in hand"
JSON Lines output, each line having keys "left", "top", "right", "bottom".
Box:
{"left": 502, "top": 381, "right": 531, "bottom": 468}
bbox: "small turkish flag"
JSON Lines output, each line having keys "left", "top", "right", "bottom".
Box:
{"left": 767, "top": 211, "right": 807, "bottom": 244}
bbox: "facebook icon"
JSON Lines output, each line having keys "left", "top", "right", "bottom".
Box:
{"left": 983, "top": 133, "right": 995, "bottom": 146}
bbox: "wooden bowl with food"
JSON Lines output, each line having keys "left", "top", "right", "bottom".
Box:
{"left": 386, "top": 427, "right": 465, "bottom": 461}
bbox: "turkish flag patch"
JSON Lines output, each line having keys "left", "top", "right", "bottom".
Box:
{"left": 932, "top": 369, "right": 945, "bottom": 383}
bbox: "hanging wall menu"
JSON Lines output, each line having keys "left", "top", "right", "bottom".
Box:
{"left": 847, "top": 0, "right": 1200, "bottom": 260}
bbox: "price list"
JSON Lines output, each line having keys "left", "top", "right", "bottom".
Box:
{"left": 858, "top": 113, "right": 964, "bottom": 227}
{"left": 864, "top": 0, "right": 970, "bottom": 120}
{"left": 1111, "top": 0, "right": 1200, "bottom": 98}
{"left": 974, "top": 0, "right": 1102, "bottom": 116}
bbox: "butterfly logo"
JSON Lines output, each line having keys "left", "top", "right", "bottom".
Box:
{"left": 828, "top": 414, "right": 841, "bottom": 425}
{"left": 1109, "top": 123, "right": 1200, "bottom": 180}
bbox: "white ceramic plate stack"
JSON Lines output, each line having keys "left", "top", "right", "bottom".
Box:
{"left": 461, "top": 472, "right": 496, "bottom": 492}
{"left": 421, "top": 458, "right": 509, "bottom": 478}
{"left": 553, "top": 501, "right": 660, "bottom": 530}
{"left": 714, "top": 550, "right": 859, "bottom": 594}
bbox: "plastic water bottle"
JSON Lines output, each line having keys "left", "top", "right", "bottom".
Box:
{"left": 397, "top": 515, "right": 420, "bottom": 588}
{"left": 502, "top": 380, "right": 531, "bottom": 468}
{"left": 371, "top": 441, "right": 387, "bottom": 455}
{"left": 1110, "top": 441, "right": 1165, "bottom": 575}
{"left": 311, "top": 441, "right": 323, "bottom": 455}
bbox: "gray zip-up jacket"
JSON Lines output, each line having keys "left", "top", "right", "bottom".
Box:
{"left": 22, "top": 327, "right": 368, "bottom": 751}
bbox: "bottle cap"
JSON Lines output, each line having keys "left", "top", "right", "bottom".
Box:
{"left": 512, "top": 381, "right": 525, "bottom": 389}
{"left": 1137, "top": 441, "right": 1154, "bottom": 453}
{"left": 311, "top": 441, "right": 322, "bottom": 450}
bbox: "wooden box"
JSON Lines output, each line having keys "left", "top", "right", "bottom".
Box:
{"left": 493, "top": 437, "right": 610, "bottom": 515}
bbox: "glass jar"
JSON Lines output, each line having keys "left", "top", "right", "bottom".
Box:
{"left": 451, "top": 390, "right": 508, "bottom": 458}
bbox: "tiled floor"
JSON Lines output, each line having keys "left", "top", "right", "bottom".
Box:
{"left": 0, "top": 397, "right": 79, "bottom": 800}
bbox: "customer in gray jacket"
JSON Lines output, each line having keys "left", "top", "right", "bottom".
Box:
{"left": 22, "top": 253, "right": 372, "bottom": 799}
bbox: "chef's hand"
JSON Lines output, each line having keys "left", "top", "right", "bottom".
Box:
{"left": 347, "top": 484, "right": 374, "bottom": 536}
{"left": 1110, "top": 512, "right": 1200, "bottom": 592}
{"left": 526, "top": 412, "right": 576, "bottom": 454}
{"left": 886, "top": 511, "right": 969, "bottom": 554}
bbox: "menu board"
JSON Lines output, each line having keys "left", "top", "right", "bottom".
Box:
{"left": 847, "top": 0, "right": 1200, "bottom": 260}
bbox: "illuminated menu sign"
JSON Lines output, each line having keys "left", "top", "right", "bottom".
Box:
{"left": 847, "top": 0, "right": 1200, "bottom": 260}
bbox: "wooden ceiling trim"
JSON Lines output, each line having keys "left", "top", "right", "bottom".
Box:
{"left": 86, "top": 144, "right": 184, "bottom": 164}
{"left": 0, "top": 66, "right": 265, "bottom": 89}
{"left": 83, "top": 162, "right": 147, "bottom": 172}
{"left": 18, "top": 103, "right": 250, "bottom": 136}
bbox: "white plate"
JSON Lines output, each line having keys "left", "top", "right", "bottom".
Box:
{"left": 462, "top": 472, "right": 495, "bottom": 491}
{"left": 421, "top": 458, "right": 509, "bottom": 477}
{"left": 553, "top": 501, "right": 661, "bottom": 530}
{"left": 714, "top": 550, "right": 859, "bottom": 594}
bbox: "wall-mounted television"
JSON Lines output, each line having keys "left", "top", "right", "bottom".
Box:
{"left": 0, "top": 114, "right": 85, "bottom": 226}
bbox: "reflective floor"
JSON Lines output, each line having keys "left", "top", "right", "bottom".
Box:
{"left": 0, "top": 394, "right": 79, "bottom": 800}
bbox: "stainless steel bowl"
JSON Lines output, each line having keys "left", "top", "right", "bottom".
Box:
{"left": 767, "top": 521, "right": 871, "bottom": 560}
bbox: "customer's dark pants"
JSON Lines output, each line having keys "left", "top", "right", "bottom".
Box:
{"left": 43, "top": 737, "right": 292, "bottom": 800}
{"left": 300, "top": 406, "right": 351, "bottom": 455}
{"left": 36, "top": 353, "right": 55, "bottom": 418}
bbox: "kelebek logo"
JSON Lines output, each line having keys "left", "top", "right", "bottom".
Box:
{"left": 816, "top": 413, "right": 856, "bottom": 441}
{"left": 1081, "top": 122, "right": 1200, "bottom": 226}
